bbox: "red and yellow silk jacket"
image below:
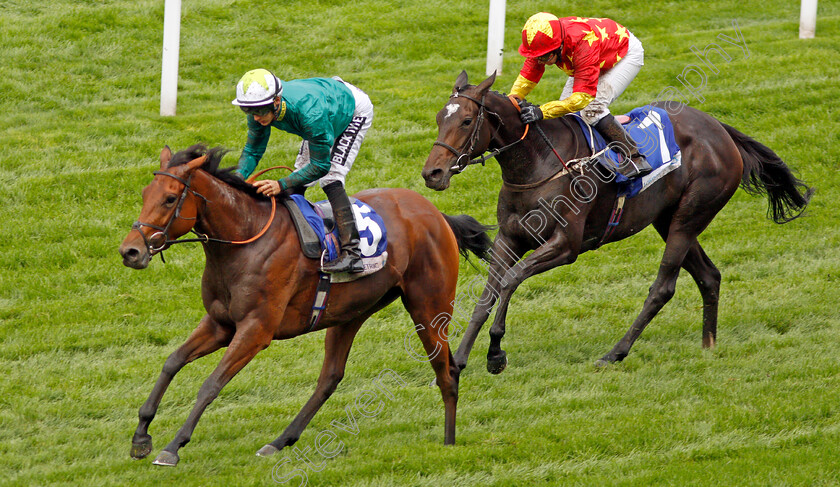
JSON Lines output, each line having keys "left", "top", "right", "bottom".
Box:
{"left": 511, "top": 17, "right": 631, "bottom": 119}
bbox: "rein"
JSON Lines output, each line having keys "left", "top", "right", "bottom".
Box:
{"left": 502, "top": 109, "right": 597, "bottom": 192}
{"left": 435, "top": 91, "right": 587, "bottom": 192}
{"left": 502, "top": 115, "right": 603, "bottom": 191}
{"left": 245, "top": 165, "right": 295, "bottom": 183}
{"left": 502, "top": 144, "right": 607, "bottom": 191}
{"left": 132, "top": 162, "right": 278, "bottom": 257}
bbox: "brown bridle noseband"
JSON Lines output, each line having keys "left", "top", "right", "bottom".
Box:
{"left": 432, "top": 92, "right": 529, "bottom": 173}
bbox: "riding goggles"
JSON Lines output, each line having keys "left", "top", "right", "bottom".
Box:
{"left": 240, "top": 104, "right": 275, "bottom": 116}
{"left": 536, "top": 46, "right": 563, "bottom": 64}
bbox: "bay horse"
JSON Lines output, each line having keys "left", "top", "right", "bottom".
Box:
{"left": 118, "top": 144, "right": 492, "bottom": 466}
{"left": 422, "top": 71, "right": 813, "bottom": 374}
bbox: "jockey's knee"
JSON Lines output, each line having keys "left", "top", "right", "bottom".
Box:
{"left": 582, "top": 101, "right": 611, "bottom": 126}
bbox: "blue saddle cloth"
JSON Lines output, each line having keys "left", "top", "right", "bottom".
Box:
{"left": 289, "top": 194, "right": 388, "bottom": 261}
{"left": 573, "top": 105, "right": 681, "bottom": 197}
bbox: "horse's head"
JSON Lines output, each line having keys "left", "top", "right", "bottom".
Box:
{"left": 119, "top": 146, "right": 208, "bottom": 269}
{"left": 422, "top": 70, "right": 497, "bottom": 191}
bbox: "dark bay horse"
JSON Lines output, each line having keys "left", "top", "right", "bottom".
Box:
{"left": 422, "top": 71, "right": 813, "bottom": 374}
{"left": 118, "top": 144, "right": 491, "bottom": 466}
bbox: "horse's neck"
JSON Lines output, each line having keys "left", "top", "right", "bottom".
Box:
{"left": 487, "top": 95, "right": 588, "bottom": 185}
{"left": 192, "top": 171, "right": 279, "bottom": 242}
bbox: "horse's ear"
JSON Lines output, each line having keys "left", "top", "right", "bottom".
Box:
{"left": 160, "top": 146, "right": 172, "bottom": 168}
{"left": 476, "top": 71, "right": 497, "bottom": 95}
{"left": 185, "top": 155, "right": 207, "bottom": 171}
{"left": 453, "top": 70, "right": 469, "bottom": 93}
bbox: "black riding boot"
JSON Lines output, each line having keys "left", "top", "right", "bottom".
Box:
{"left": 321, "top": 181, "right": 364, "bottom": 274}
{"left": 594, "top": 114, "right": 652, "bottom": 179}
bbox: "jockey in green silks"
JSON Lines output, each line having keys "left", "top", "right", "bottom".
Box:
{"left": 232, "top": 68, "right": 374, "bottom": 274}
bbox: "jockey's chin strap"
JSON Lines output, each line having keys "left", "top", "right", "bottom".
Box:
{"left": 132, "top": 167, "right": 277, "bottom": 261}
{"left": 433, "top": 93, "right": 529, "bottom": 174}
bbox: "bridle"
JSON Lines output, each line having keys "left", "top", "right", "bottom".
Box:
{"left": 434, "top": 90, "right": 593, "bottom": 191}
{"left": 131, "top": 169, "right": 207, "bottom": 256}
{"left": 131, "top": 162, "right": 276, "bottom": 259}
{"left": 432, "top": 92, "right": 529, "bottom": 174}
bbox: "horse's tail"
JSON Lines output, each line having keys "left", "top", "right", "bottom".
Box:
{"left": 721, "top": 122, "right": 814, "bottom": 223}
{"left": 442, "top": 214, "right": 494, "bottom": 261}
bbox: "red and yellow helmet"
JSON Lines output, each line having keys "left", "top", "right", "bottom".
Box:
{"left": 518, "top": 12, "right": 564, "bottom": 58}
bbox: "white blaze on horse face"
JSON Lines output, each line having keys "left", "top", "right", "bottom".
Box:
{"left": 444, "top": 103, "right": 460, "bottom": 119}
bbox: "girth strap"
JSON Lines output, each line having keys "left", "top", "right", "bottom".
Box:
{"left": 599, "top": 195, "right": 626, "bottom": 246}
{"left": 306, "top": 272, "right": 332, "bottom": 332}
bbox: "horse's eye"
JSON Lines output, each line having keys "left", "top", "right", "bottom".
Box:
{"left": 461, "top": 118, "right": 473, "bottom": 127}
{"left": 164, "top": 195, "right": 178, "bottom": 205}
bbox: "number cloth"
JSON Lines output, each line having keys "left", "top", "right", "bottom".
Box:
{"left": 574, "top": 106, "right": 681, "bottom": 197}
{"left": 289, "top": 194, "right": 387, "bottom": 261}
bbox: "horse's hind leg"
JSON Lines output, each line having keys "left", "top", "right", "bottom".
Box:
{"left": 598, "top": 229, "right": 696, "bottom": 364}
{"left": 131, "top": 315, "right": 232, "bottom": 460}
{"left": 402, "top": 283, "right": 459, "bottom": 445}
{"left": 681, "top": 242, "right": 721, "bottom": 348}
{"left": 257, "top": 316, "right": 367, "bottom": 456}
{"left": 652, "top": 217, "right": 722, "bottom": 349}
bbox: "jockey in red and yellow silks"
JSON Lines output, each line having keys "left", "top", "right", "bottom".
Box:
{"left": 510, "top": 13, "right": 652, "bottom": 178}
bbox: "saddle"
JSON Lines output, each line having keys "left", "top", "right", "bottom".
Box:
{"left": 282, "top": 196, "right": 323, "bottom": 259}
{"left": 282, "top": 194, "right": 388, "bottom": 282}
{"left": 575, "top": 105, "right": 683, "bottom": 198}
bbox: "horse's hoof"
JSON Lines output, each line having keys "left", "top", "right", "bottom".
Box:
{"left": 596, "top": 352, "right": 625, "bottom": 367}
{"left": 152, "top": 450, "right": 180, "bottom": 467}
{"left": 454, "top": 357, "right": 467, "bottom": 371}
{"left": 256, "top": 444, "right": 280, "bottom": 457}
{"left": 594, "top": 358, "right": 611, "bottom": 368}
{"left": 486, "top": 352, "right": 507, "bottom": 375}
{"left": 130, "top": 437, "right": 153, "bottom": 459}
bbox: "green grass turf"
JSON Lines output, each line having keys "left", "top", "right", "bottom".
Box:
{"left": 1, "top": 1, "right": 838, "bottom": 485}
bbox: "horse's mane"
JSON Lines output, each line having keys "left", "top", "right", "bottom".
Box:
{"left": 167, "top": 144, "right": 269, "bottom": 200}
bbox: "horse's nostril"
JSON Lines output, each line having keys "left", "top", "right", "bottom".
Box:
{"left": 427, "top": 168, "right": 443, "bottom": 179}
{"left": 122, "top": 247, "right": 140, "bottom": 259}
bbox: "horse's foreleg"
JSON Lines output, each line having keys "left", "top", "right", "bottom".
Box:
{"left": 152, "top": 324, "right": 272, "bottom": 467}
{"left": 453, "top": 234, "right": 524, "bottom": 371}
{"left": 598, "top": 231, "right": 695, "bottom": 364}
{"left": 131, "top": 315, "right": 231, "bottom": 460}
{"left": 453, "top": 276, "right": 499, "bottom": 371}
{"left": 487, "top": 232, "right": 579, "bottom": 374}
{"left": 257, "top": 318, "right": 366, "bottom": 457}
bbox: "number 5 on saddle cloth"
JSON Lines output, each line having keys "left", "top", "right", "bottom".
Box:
{"left": 282, "top": 193, "right": 389, "bottom": 332}
{"left": 285, "top": 194, "right": 388, "bottom": 282}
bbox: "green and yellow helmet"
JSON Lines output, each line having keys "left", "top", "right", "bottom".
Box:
{"left": 232, "top": 69, "right": 282, "bottom": 107}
